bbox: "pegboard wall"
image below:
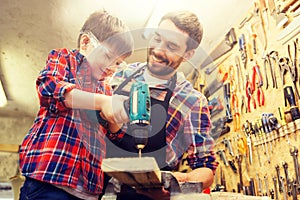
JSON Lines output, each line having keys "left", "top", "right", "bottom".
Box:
{"left": 195, "top": 0, "right": 300, "bottom": 199}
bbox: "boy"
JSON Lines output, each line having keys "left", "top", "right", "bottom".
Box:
{"left": 19, "top": 10, "right": 133, "bottom": 200}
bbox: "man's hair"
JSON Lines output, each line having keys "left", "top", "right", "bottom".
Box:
{"left": 159, "top": 10, "right": 203, "bottom": 51}
{"left": 78, "top": 10, "right": 134, "bottom": 58}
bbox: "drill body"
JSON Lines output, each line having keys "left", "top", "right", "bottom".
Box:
{"left": 128, "top": 82, "right": 151, "bottom": 156}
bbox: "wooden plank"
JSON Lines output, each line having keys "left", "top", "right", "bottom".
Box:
{"left": 102, "top": 157, "right": 162, "bottom": 189}
{"left": 0, "top": 144, "right": 19, "bottom": 153}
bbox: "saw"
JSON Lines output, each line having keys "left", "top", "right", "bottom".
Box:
{"left": 200, "top": 28, "right": 237, "bottom": 69}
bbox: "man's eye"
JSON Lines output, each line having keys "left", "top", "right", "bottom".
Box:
{"left": 168, "top": 44, "right": 177, "bottom": 51}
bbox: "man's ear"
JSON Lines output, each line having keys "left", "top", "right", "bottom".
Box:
{"left": 183, "top": 49, "right": 195, "bottom": 61}
{"left": 79, "top": 34, "right": 90, "bottom": 51}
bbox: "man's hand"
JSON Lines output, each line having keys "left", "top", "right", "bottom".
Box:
{"left": 136, "top": 186, "right": 170, "bottom": 200}
{"left": 172, "top": 172, "right": 188, "bottom": 183}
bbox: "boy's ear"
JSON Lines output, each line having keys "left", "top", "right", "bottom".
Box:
{"left": 183, "top": 49, "right": 195, "bottom": 61}
{"left": 79, "top": 34, "right": 90, "bottom": 51}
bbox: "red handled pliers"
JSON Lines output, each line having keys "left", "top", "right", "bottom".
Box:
{"left": 251, "top": 63, "right": 265, "bottom": 107}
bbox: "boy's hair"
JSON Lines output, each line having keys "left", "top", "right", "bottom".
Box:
{"left": 159, "top": 10, "right": 203, "bottom": 51}
{"left": 78, "top": 10, "right": 134, "bottom": 58}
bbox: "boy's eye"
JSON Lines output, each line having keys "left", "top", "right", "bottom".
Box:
{"left": 105, "top": 53, "right": 112, "bottom": 60}
{"left": 153, "top": 35, "right": 161, "bottom": 42}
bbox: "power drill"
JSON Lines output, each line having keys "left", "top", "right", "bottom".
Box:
{"left": 127, "top": 82, "right": 151, "bottom": 158}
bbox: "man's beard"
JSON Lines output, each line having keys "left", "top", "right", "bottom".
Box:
{"left": 146, "top": 48, "right": 183, "bottom": 77}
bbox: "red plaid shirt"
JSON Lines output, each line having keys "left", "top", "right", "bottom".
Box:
{"left": 19, "top": 48, "right": 111, "bottom": 194}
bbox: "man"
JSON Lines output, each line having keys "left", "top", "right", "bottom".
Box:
{"left": 105, "top": 10, "right": 218, "bottom": 199}
{"left": 19, "top": 10, "right": 133, "bottom": 200}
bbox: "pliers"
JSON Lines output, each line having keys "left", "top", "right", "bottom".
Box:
{"left": 245, "top": 73, "right": 256, "bottom": 112}
{"left": 231, "top": 80, "right": 240, "bottom": 131}
{"left": 251, "top": 63, "right": 265, "bottom": 107}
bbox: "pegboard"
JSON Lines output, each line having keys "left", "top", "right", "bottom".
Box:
{"left": 194, "top": 0, "right": 300, "bottom": 199}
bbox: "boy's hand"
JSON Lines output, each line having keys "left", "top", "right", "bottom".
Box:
{"left": 100, "top": 94, "right": 129, "bottom": 124}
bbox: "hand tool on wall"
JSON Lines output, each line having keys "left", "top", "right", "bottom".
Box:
{"left": 272, "top": 176, "right": 279, "bottom": 200}
{"left": 242, "top": 120, "right": 254, "bottom": 165}
{"left": 222, "top": 138, "right": 234, "bottom": 157}
{"left": 259, "top": 0, "right": 269, "bottom": 33}
{"left": 223, "top": 82, "right": 233, "bottom": 123}
{"left": 245, "top": 22, "right": 257, "bottom": 55}
{"left": 235, "top": 55, "right": 245, "bottom": 91}
{"left": 249, "top": 178, "right": 256, "bottom": 196}
{"left": 264, "top": 175, "right": 269, "bottom": 196}
{"left": 211, "top": 117, "right": 230, "bottom": 139}
{"left": 245, "top": 120, "right": 262, "bottom": 166}
{"left": 204, "top": 53, "right": 232, "bottom": 75}
{"left": 251, "top": 63, "right": 265, "bottom": 107}
{"left": 280, "top": 176, "right": 288, "bottom": 200}
{"left": 256, "top": 119, "right": 271, "bottom": 163}
{"left": 236, "top": 134, "right": 249, "bottom": 173}
{"left": 275, "top": 165, "right": 283, "bottom": 193}
{"left": 268, "top": 0, "right": 276, "bottom": 16}
{"left": 256, "top": 173, "right": 263, "bottom": 196}
{"left": 203, "top": 79, "right": 223, "bottom": 98}
{"left": 239, "top": 12, "right": 253, "bottom": 29}
{"left": 283, "top": 85, "right": 300, "bottom": 121}
{"left": 239, "top": 34, "right": 248, "bottom": 70}
{"left": 220, "top": 167, "right": 227, "bottom": 192}
{"left": 289, "top": 0, "right": 300, "bottom": 13}
{"left": 246, "top": 132, "right": 253, "bottom": 165}
{"left": 287, "top": 41, "right": 298, "bottom": 82}
{"left": 186, "top": 68, "right": 205, "bottom": 93}
{"left": 282, "top": 162, "right": 292, "bottom": 196}
{"left": 268, "top": 114, "right": 281, "bottom": 131}
{"left": 236, "top": 154, "right": 243, "bottom": 193}
{"left": 204, "top": 64, "right": 230, "bottom": 98}
{"left": 263, "top": 54, "right": 270, "bottom": 89}
{"left": 205, "top": 102, "right": 220, "bottom": 116}
{"left": 280, "top": 0, "right": 299, "bottom": 13}
{"left": 253, "top": 1, "right": 268, "bottom": 51}
{"left": 261, "top": 113, "right": 273, "bottom": 153}
{"left": 277, "top": 14, "right": 300, "bottom": 43}
{"left": 240, "top": 95, "right": 247, "bottom": 114}
{"left": 278, "top": 57, "right": 290, "bottom": 86}
{"left": 246, "top": 74, "right": 257, "bottom": 112}
{"left": 228, "top": 160, "right": 238, "bottom": 174}
{"left": 269, "top": 189, "right": 275, "bottom": 199}
{"left": 278, "top": 55, "right": 300, "bottom": 105}
{"left": 290, "top": 146, "right": 300, "bottom": 188}
{"left": 217, "top": 149, "right": 229, "bottom": 166}
{"left": 269, "top": 51, "right": 279, "bottom": 89}
{"left": 291, "top": 179, "right": 298, "bottom": 200}
{"left": 200, "top": 28, "right": 237, "bottom": 69}
{"left": 208, "top": 96, "right": 224, "bottom": 118}
{"left": 231, "top": 85, "right": 241, "bottom": 131}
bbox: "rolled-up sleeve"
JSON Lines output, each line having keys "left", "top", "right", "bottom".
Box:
{"left": 186, "top": 96, "right": 219, "bottom": 172}
{"left": 36, "top": 49, "right": 76, "bottom": 112}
